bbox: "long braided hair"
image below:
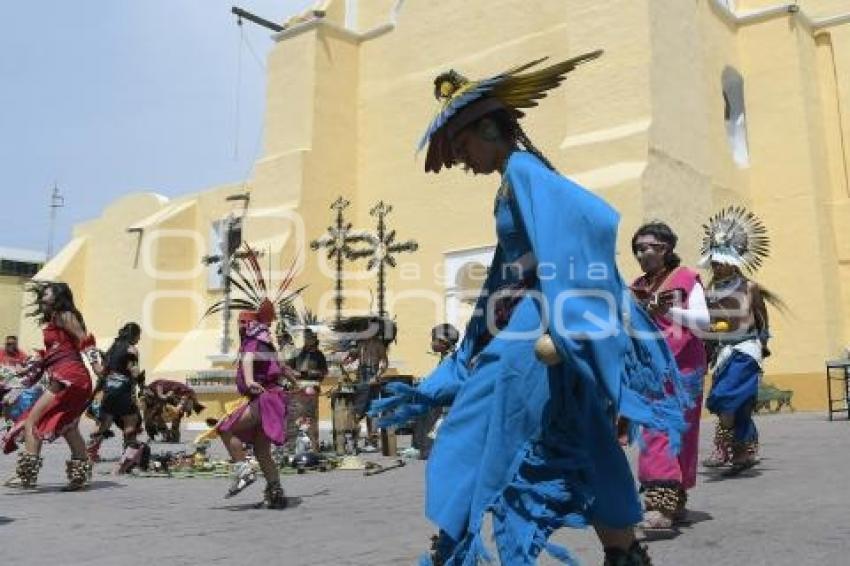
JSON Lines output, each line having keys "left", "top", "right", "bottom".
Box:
{"left": 480, "top": 109, "right": 556, "bottom": 171}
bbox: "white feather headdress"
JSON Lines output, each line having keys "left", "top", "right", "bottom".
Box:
{"left": 698, "top": 206, "right": 770, "bottom": 273}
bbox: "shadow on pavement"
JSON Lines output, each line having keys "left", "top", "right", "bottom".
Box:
{"left": 214, "top": 496, "right": 304, "bottom": 511}
{"left": 299, "top": 488, "right": 331, "bottom": 498}
{"left": 678, "top": 509, "right": 713, "bottom": 526}
{"left": 700, "top": 467, "right": 769, "bottom": 482}
{"left": 2, "top": 480, "right": 125, "bottom": 495}
{"left": 0, "top": 517, "right": 14, "bottom": 526}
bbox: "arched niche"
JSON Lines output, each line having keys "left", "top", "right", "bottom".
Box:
{"left": 722, "top": 66, "right": 750, "bottom": 168}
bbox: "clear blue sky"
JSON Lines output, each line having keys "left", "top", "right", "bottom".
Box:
{"left": 0, "top": 0, "right": 312, "bottom": 254}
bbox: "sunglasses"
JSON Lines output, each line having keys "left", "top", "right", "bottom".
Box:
{"left": 633, "top": 243, "right": 667, "bottom": 254}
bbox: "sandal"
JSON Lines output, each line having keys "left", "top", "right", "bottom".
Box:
{"left": 702, "top": 452, "right": 730, "bottom": 468}
{"left": 639, "top": 510, "right": 674, "bottom": 530}
{"left": 225, "top": 460, "right": 258, "bottom": 498}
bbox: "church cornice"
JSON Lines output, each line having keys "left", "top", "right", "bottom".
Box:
{"left": 273, "top": 0, "right": 405, "bottom": 44}
{"left": 710, "top": 0, "right": 850, "bottom": 34}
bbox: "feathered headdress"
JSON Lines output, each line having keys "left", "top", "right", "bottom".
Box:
{"left": 418, "top": 50, "right": 603, "bottom": 172}
{"left": 202, "top": 243, "right": 306, "bottom": 327}
{"left": 328, "top": 315, "right": 398, "bottom": 354}
{"left": 699, "top": 206, "right": 770, "bottom": 273}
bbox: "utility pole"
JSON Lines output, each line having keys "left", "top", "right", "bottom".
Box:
{"left": 47, "top": 183, "right": 64, "bottom": 260}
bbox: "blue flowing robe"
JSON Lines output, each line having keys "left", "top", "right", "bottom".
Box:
{"left": 375, "top": 152, "right": 687, "bottom": 565}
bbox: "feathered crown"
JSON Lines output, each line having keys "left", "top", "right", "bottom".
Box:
{"left": 202, "top": 243, "right": 306, "bottom": 326}
{"left": 418, "top": 50, "right": 603, "bottom": 172}
{"left": 328, "top": 315, "right": 397, "bottom": 354}
{"left": 699, "top": 206, "right": 770, "bottom": 273}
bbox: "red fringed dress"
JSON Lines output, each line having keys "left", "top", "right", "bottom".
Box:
{"left": 3, "top": 323, "right": 93, "bottom": 451}
{"left": 35, "top": 323, "right": 93, "bottom": 440}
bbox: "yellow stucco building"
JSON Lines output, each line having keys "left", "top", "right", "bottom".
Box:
{"left": 1, "top": 247, "right": 44, "bottom": 341}
{"left": 20, "top": 0, "right": 850, "bottom": 416}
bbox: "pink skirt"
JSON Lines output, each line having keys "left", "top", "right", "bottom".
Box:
{"left": 216, "top": 386, "right": 287, "bottom": 446}
{"left": 638, "top": 367, "right": 704, "bottom": 490}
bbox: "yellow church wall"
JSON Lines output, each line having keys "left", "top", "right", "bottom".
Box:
{"left": 0, "top": 276, "right": 27, "bottom": 339}
{"left": 815, "top": 34, "right": 850, "bottom": 205}
{"left": 739, "top": 0, "right": 850, "bottom": 20}
{"left": 302, "top": 24, "right": 359, "bottom": 209}
{"left": 561, "top": 0, "right": 654, "bottom": 258}
{"left": 645, "top": 1, "right": 850, "bottom": 408}
{"left": 640, "top": 0, "right": 723, "bottom": 282}
{"left": 729, "top": 16, "right": 848, "bottom": 406}
{"left": 71, "top": 194, "right": 169, "bottom": 351}
{"left": 354, "top": 2, "right": 529, "bottom": 375}
{"left": 255, "top": 22, "right": 364, "bottom": 325}
{"left": 251, "top": 25, "right": 361, "bottom": 331}
{"left": 144, "top": 202, "right": 203, "bottom": 367}
{"left": 248, "top": 29, "right": 317, "bottom": 273}
{"left": 804, "top": 0, "right": 850, "bottom": 19}
{"left": 352, "top": 0, "right": 662, "bottom": 377}
{"left": 819, "top": 25, "right": 850, "bottom": 356}
{"left": 299, "top": 26, "right": 362, "bottom": 318}
{"left": 320, "top": 0, "right": 346, "bottom": 27}
{"left": 698, "top": 2, "right": 752, "bottom": 202}
{"left": 67, "top": 193, "right": 202, "bottom": 372}
{"left": 832, "top": 27, "right": 850, "bottom": 200}
{"left": 264, "top": 30, "right": 317, "bottom": 158}
{"left": 671, "top": 3, "right": 840, "bottom": 407}
{"left": 742, "top": 21, "right": 837, "bottom": 365}
{"left": 795, "top": 27, "right": 847, "bottom": 360}
{"left": 252, "top": 29, "right": 317, "bottom": 219}
{"left": 358, "top": 1, "right": 850, "bottom": 407}
{"left": 17, "top": 236, "right": 88, "bottom": 353}
{"left": 354, "top": 0, "right": 398, "bottom": 32}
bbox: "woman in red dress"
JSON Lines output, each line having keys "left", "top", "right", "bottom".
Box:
{"left": 11, "top": 281, "right": 100, "bottom": 491}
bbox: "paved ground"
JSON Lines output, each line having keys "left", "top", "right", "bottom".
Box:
{"left": 0, "top": 412, "right": 847, "bottom": 565}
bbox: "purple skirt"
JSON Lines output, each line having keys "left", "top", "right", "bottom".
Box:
{"left": 216, "top": 386, "right": 288, "bottom": 446}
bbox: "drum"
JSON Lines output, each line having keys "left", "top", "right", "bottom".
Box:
{"left": 331, "top": 390, "right": 358, "bottom": 455}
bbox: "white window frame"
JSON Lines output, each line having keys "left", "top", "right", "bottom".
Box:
{"left": 443, "top": 245, "right": 496, "bottom": 338}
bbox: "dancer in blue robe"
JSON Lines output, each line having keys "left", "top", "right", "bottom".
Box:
{"left": 373, "top": 52, "right": 688, "bottom": 566}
